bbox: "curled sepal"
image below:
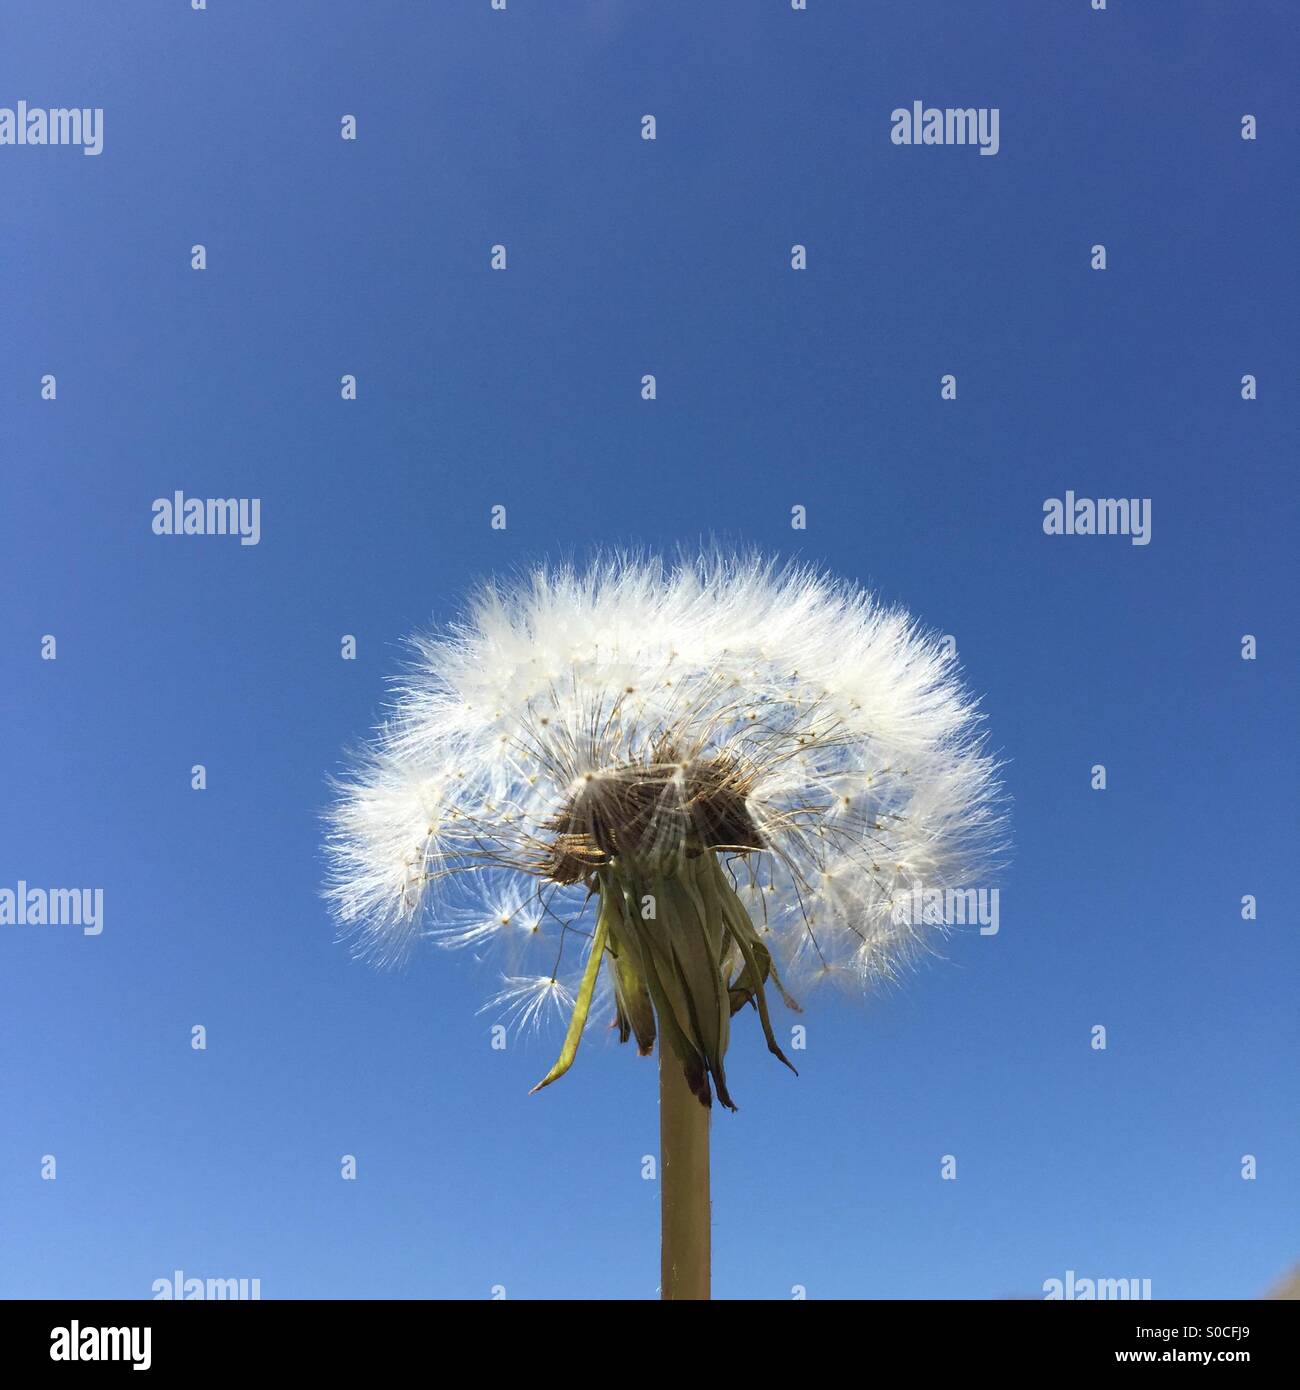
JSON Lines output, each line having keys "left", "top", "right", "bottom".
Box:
{"left": 727, "top": 936, "right": 773, "bottom": 1015}
{"left": 529, "top": 897, "right": 610, "bottom": 1094}
{"left": 609, "top": 944, "right": 656, "bottom": 1055}
{"left": 614, "top": 876, "right": 716, "bottom": 1108}
{"left": 655, "top": 871, "right": 735, "bottom": 1110}
{"left": 708, "top": 857, "right": 799, "bottom": 1077}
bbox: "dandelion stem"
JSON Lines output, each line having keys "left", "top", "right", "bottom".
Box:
{"left": 659, "top": 1037, "right": 711, "bottom": 1300}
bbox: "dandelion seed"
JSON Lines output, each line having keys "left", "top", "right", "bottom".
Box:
{"left": 478, "top": 974, "right": 576, "bottom": 1036}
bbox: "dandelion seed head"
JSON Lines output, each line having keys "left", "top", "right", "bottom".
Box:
{"left": 324, "top": 552, "right": 1005, "bottom": 1073}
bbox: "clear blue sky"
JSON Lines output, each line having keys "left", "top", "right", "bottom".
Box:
{"left": 2, "top": 1, "right": 1296, "bottom": 1300}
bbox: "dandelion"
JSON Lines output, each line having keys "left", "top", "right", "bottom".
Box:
{"left": 324, "top": 551, "right": 1004, "bottom": 1298}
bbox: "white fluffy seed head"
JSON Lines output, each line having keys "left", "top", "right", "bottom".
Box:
{"left": 324, "top": 552, "right": 1005, "bottom": 1004}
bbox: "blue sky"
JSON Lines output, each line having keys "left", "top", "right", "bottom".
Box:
{"left": 2, "top": 1, "right": 1296, "bottom": 1299}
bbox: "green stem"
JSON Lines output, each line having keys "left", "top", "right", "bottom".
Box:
{"left": 659, "top": 1037, "right": 711, "bottom": 1300}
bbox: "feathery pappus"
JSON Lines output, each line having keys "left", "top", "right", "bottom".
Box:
{"left": 324, "top": 552, "right": 1005, "bottom": 1108}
